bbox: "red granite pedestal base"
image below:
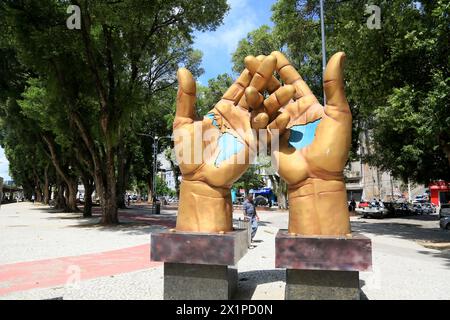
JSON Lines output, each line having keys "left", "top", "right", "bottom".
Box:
{"left": 151, "top": 229, "right": 248, "bottom": 300}
{"left": 275, "top": 230, "right": 373, "bottom": 300}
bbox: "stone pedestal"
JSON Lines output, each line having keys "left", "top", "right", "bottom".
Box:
{"left": 275, "top": 230, "right": 372, "bottom": 300}
{"left": 151, "top": 229, "right": 248, "bottom": 300}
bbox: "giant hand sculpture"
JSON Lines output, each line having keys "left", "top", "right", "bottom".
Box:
{"left": 245, "top": 51, "right": 352, "bottom": 236}
{"left": 173, "top": 56, "right": 294, "bottom": 233}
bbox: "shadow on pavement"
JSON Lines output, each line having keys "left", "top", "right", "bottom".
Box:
{"left": 234, "top": 269, "right": 285, "bottom": 300}
{"left": 416, "top": 249, "right": 450, "bottom": 268}
{"left": 352, "top": 220, "right": 450, "bottom": 243}
{"left": 359, "top": 279, "right": 369, "bottom": 300}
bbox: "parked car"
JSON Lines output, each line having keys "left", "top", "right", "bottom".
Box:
{"left": 413, "top": 194, "right": 429, "bottom": 204}
{"left": 439, "top": 216, "right": 450, "bottom": 230}
{"left": 421, "top": 203, "right": 434, "bottom": 215}
{"left": 167, "top": 196, "right": 178, "bottom": 203}
{"left": 358, "top": 201, "right": 370, "bottom": 208}
{"left": 394, "top": 202, "right": 412, "bottom": 216}
{"left": 254, "top": 195, "right": 268, "bottom": 206}
{"left": 356, "top": 201, "right": 389, "bottom": 218}
{"left": 438, "top": 203, "right": 450, "bottom": 219}
{"left": 412, "top": 203, "right": 424, "bottom": 215}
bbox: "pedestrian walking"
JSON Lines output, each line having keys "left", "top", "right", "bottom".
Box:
{"left": 31, "top": 194, "right": 35, "bottom": 204}
{"left": 243, "top": 194, "right": 260, "bottom": 241}
{"left": 350, "top": 198, "right": 356, "bottom": 211}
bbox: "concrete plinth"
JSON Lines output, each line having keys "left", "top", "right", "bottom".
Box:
{"left": 286, "top": 269, "right": 360, "bottom": 300}
{"left": 151, "top": 229, "right": 248, "bottom": 300}
{"left": 164, "top": 263, "right": 237, "bottom": 300}
{"left": 276, "top": 230, "right": 372, "bottom": 300}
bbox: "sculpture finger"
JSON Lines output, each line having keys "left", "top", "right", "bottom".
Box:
{"left": 267, "top": 113, "right": 290, "bottom": 141}
{"left": 244, "top": 55, "right": 281, "bottom": 93}
{"left": 222, "top": 69, "right": 252, "bottom": 105}
{"left": 244, "top": 86, "right": 264, "bottom": 110}
{"left": 263, "top": 84, "right": 295, "bottom": 120}
{"left": 248, "top": 55, "right": 277, "bottom": 93}
{"left": 270, "top": 51, "right": 313, "bottom": 99}
{"left": 175, "top": 68, "right": 196, "bottom": 127}
{"left": 251, "top": 112, "right": 269, "bottom": 130}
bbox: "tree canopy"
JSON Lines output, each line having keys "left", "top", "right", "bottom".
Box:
{"left": 232, "top": 0, "right": 450, "bottom": 184}
{"left": 0, "top": 0, "right": 229, "bottom": 223}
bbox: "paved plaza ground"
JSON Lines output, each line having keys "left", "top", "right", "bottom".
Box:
{"left": 0, "top": 202, "right": 449, "bottom": 300}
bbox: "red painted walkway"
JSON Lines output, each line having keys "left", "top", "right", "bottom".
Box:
{"left": 0, "top": 244, "right": 161, "bottom": 296}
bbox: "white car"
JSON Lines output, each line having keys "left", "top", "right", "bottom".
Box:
{"left": 357, "top": 204, "right": 389, "bottom": 219}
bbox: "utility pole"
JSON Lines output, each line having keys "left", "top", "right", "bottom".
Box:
{"left": 152, "top": 136, "right": 158, "bottom": 203}
{"left": 137, "top": 133, "right": 172, "bottom": 209}
{"left": 408, "top": 179, "right": 412, "bottom": 202}
{"left": 320, "top": 0, "right": 327, "bottom": 105}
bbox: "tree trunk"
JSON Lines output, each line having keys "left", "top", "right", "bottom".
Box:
{"left": 43, "top": 165, "right": 50, "bottom": 205}
{"left": 278, "top": 192, "right": 288, "bottom": 210}
{"left": 81, "top": 174, "right": 94, "bottom": 217}
{"left": 66, "top": 180, "right": 79, "bottom": 212}
{"left": 33, "top": 173, "right": 43, "bottom": 203}
{"left": 55, "top": 182, "right": 67, "bottom": 210}
{"left": 147, "top": 173, "right": 153, "bottom": 203}
{"left": 35, "top": 180, "right": 43, "bottom": 203}
{"left": 48, "top": 184, "right": 53, "bottom": 202}
{"left": 269, "top": 175, "right": 288, "bottom": 209}
{"left": 173, "top": 167, "right": 181, "bottom": 198}
{"left": 94, "top": 150, "right": 119, "bottom": 225}
{"left": 116, "top": 160, "right": 131, "bottom": 208}
{"left": 100, "top": 187, "right": 118, "bottom": 224}
{"left": 116, "top": 144, "right": 132, "bottom": 209}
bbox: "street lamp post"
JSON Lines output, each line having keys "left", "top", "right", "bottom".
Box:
{"left": 152, "top": 136, "right": 159, "bottom": 203}
{"left": 138, "top": 133, "right": 172, "bottom": 206}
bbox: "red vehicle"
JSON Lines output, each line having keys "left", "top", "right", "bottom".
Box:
{"left": 358, "top": 201, "right": 370, "bottom": 208}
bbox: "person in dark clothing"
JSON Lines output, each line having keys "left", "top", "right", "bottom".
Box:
{"left": 243, "top": 194, "right": 260, "bottom": 241}
{"left": 350, "top": 198, "right": 356, "bottom": 211}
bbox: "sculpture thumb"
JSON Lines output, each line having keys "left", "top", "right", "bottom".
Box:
{"left": 323, "top": 52, "right": 349, "bottom": 109}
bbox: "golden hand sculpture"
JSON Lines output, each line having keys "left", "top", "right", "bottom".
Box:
{"left": 245, "top": 51, "right": 352, "bottom": 236}
{"left": 174, "top": 56, "right": 294, "bottom": 233}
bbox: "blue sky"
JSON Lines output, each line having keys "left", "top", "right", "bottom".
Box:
{"left": 0, "top": 147, "right": 11, "bottom": 181}
{"left": 0, "top": 0, "right": 276, "bottom": 182}
{"left": 193, "top": 0, "right": 275, "bottom": 84}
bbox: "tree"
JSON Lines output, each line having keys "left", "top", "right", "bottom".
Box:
{"left": 232, "top": 0, "right": 450, "bottom": 184}
{"left": 1, "top": 0, "right": 229, "bottom": 224}
{"left": 233, "top": 165, "right": 265, "bottom": 193}
{"left": 196, "top": 73, "right": 234, "bottom": 115}
{"left": 232, "top": 25, "right": 282, "bottom": 74}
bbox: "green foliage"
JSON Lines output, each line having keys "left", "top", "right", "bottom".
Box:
{"left": 196, "top": 73, "right": 234, "bottom": 116}
{"left": 156, "top": 175, "right": 175, "bottom": 197}
{"left": 232, "top": 25, "right": 282, "bottom": 73}
{"left": 0, "top": 0, "right": 229, "bottom": 217}
{"left": 232, "top": 0, "right": 450, "bottom": 183}
{"left": 233, "top": 165, "right": 265, "bottom": 192}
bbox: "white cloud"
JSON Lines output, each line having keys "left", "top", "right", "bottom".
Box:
{"left": 194, "top": 0, "right": 258, "bottom": 54}
{"left": 227, "top": 0, "right": 249, "bottom": 9}
{"left": 0, "top": 147, "right": 11, "bottom": 180}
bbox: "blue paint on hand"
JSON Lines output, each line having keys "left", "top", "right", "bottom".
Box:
{"left": 288, "top": 118, "right": 321, "bottom": 150}
{"left": 205, "top": 113, "right": 219, "bottom": 129}
{"left": 204, "top": 112, "right": 244, "bottom": 167}
{"left": 215, "top": 132, "right": 244, "bottom": 167}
